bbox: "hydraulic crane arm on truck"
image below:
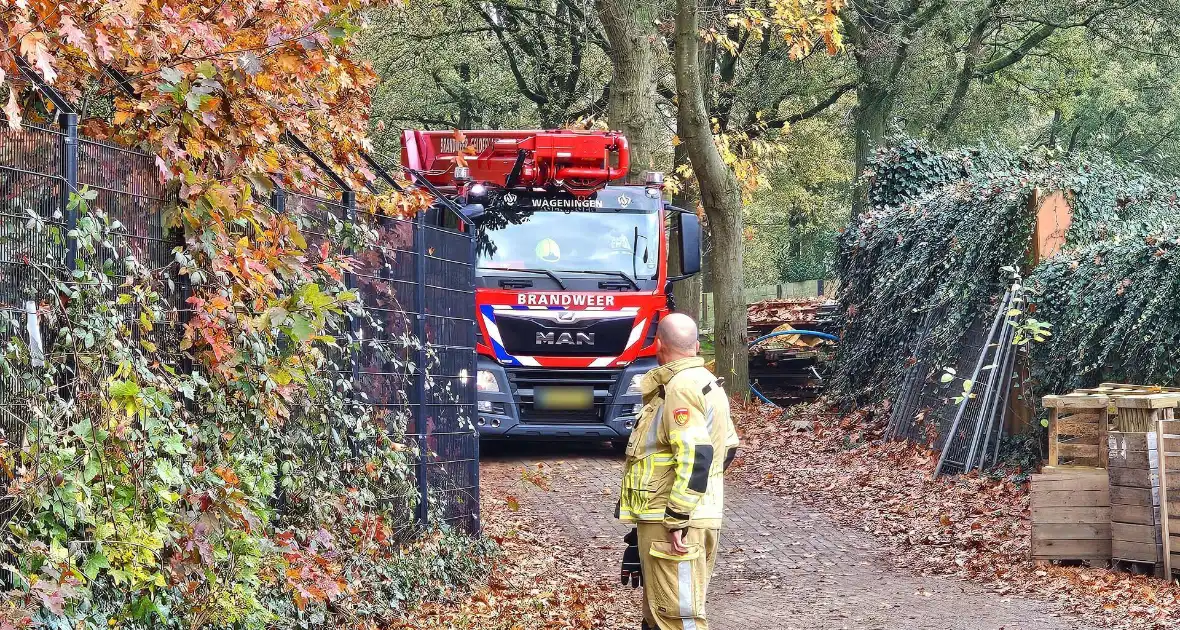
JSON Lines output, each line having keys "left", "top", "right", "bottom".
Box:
{"left": 402, "top": 129, "right": 701, "bottom": 443}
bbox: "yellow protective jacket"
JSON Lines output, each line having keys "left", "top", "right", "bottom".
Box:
{"left": 618, "top": 356, "right": 739, "bottom": 530}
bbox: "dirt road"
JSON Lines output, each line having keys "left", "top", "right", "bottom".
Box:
{"left": 481, "top": 441, "right": 1096, "bottom": 630}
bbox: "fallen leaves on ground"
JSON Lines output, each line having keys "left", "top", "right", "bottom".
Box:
{"left": 386, "top": 461, "right": 635, "bottom": 629}
{"left": 732, "top": 400, "right": 1180, "bottom": 629}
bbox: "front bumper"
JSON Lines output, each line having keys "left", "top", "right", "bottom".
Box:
{"left": 475, "top": 356, "right": 655, "bottom": 440}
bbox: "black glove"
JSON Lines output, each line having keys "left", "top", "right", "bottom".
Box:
{"left": 621, "top": 528, "right": 642, "bottom": 588}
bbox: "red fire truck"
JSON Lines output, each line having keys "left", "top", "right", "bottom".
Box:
{"left": 401, "top": 129, "right": 701, "bottom": 443}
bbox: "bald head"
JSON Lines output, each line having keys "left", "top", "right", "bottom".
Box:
{"left": 656, "top": 313, "right": 700, "bottom": 361}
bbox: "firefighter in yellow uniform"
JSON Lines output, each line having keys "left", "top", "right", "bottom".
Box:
{"left": 618, "top": 313, "right": 739, "bottom": 630}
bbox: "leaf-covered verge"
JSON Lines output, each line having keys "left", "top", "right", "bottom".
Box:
{"left": 834, "top": 140, "right": 1180, "bottom": 406}
{"left": 387, "top": 458, "right": 638, "bottom": 630}
{"left": 0, "top": 2, "right": 491, "bottom": 628}
{"left": 732, "top": 401, "right": 1180, "bottom": 629}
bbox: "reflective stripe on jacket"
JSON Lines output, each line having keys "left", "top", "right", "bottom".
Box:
{"left": 618, "top": 356, "right": 738, "bottom": 529}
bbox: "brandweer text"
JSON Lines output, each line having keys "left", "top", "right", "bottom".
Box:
{"left": 517, "top": 294, "right": 616, "bottom": 307}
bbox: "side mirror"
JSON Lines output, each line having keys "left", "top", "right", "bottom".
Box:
{"left": 676, "top": 212, "right": 701, "bottom": 278}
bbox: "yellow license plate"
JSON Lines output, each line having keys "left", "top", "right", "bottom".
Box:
{"left": 534, "top": 386, "right": 594, "bottom": 411}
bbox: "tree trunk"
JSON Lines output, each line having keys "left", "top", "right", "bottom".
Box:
{"left": 675, "top": 0, "right": 748, "bottom": 398}
{"left": 851, "top": 83, "right": 890, "bottom": 218}
{"left": 457, "top": 62, "right": 473, "bottom": 129}
{"left": 692, "top": 28, "right": 718, "bottom": 299}
{"left": 707, "top": 206, "right": 746, "bottom": 395}
{"left": 597, "top": 0, "right": 660, "bottom": 182}
{"left": 933, "top": 0, "right": 1000, "bottom": 138}
{"left": 846, "top": 0, "right": 941, "bottom": 219}
{"left": 670, "top": 142, "right": 701, "bottom": 321}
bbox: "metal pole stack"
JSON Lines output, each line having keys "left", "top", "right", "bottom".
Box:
{"left": 885, "top": 308, "right": 940, "bottom": 442}
{"left": 935, "top": 282, "right": 1023, "bottom": 477}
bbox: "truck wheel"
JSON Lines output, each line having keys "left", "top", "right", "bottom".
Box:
{"left": 610, "top": 439, "right": 628, "bottom": 454}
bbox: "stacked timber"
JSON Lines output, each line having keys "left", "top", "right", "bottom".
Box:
{"left": 1032, "top": 394, "right": 1112, "bottom": 563}
{"left": 1030, "top": 468, "right": 1111, "bottom": 563}
{"left": 746, "top": 298, "right": 837, "bottom": 406}
{"left": 1091, "top": 382, "right": 1180, "bottom": 394}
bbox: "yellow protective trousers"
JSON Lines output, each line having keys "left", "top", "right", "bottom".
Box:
{"left": 636, "top": 524, "right": 719, "bottom": 630}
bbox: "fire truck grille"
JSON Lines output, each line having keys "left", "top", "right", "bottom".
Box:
{"left": 506, "top": 367, "right": 622, "bottom": 424}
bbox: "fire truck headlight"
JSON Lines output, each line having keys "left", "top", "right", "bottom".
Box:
{"left": 625, "top": 374, "right": 644, "bottom": 396}
{"left": 477, "top": 370, "right": 500, "bottom": 393}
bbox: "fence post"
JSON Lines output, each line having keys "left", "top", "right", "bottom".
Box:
{"left": 467, "top": 217, "right": 480, "bottom": 535}
{"left": 282, "top": 133, "right": 365, "bottom": 458}
{"left": 271, "top": 187, "right": 286, "bottom": 214}
{"left": 414, "top": 210, "right": 430, "bottom": 525}
{"left": 339, "top": 189, "right": 364, "bottom": 463}
{"left": 14, "top": 56, "right": 78, "bottom": 271}
{"left": 270, "top": 187, "right": 288, "bottom": 514}
{"left": 342, "top": 189, "right": 359, "bottom": 385}
{"left": 59, "top": 112, "right": 79, "bottom": 271}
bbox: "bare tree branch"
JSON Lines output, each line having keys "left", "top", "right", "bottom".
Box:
{"left": 763, "top": 82, "right": 857, "bottom": 131}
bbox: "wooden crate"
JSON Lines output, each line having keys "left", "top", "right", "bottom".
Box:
{"left": 1031, "top": 467, "right": 1111, "bottom": 563}
{"left": 1076, "top": 387, "right": 1180, "bottom": 432}
{"left": 1158, "top": 419, "right": 1180, "bottom": 574}
{"left": 1108, "top": 432, "right": 1166, "bottom": 572}
{"left": 1044, "top": 394, "right": 1110, "bottom": 468}
{"left": 1115, "top": 394, "right": 1180, "bottom": 433}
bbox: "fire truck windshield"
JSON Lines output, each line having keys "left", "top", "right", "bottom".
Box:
{"left": 475, "top": 208, "right": 660, "bottom": 283}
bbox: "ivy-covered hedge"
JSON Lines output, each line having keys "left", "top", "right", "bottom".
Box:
{"left": 834, "top": 142, "right": 1034, "bottom": 403}
{"left": 835, "top": 140, "right": 1180, "bottom": 405}
{"left": 0, "top": 188, "right": 494, "bottom": 629}
{"left": 1029, "top": 230, "right": 1180, "bottom": 394}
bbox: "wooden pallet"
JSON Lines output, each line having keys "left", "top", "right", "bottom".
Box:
{"left": 1044, "top": 394, "right": 1110, "bottom": 468}
{"left": 1159, "top": 418, "right": 1180, "bottom": 575}
{"left": 1031, "top": 467, "right": 1111, "bottom": 563}
{"left": 1104, "top": 398, "right": 1180, "bottom": 577}
{"left": 1108, "top": 431, "right": 1166, "bottom": 574}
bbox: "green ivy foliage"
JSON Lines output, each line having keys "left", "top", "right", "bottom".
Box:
{"left": 0, "top": 191, "right": 494, "bottom": 629}
{"left": 863, "top": 140, "right": 970, "bottom": 210}
{"left": 835, "top": 144, "right": 1034, "bottom": 404}
{"left": 834, "top": 140, "right": 1180, "bottom": 406}
{"left": 1059, "top": 154, "right": 1180, "bottom": 245}
{"left": 1029, "top": 229, "right": 1180, "bottom": 394}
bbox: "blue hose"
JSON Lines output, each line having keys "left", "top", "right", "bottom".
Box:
{"left": 748, "top": 329, "right": 840, "bottom": 407}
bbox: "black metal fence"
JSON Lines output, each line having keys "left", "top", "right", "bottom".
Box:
{"left": 0, "top": 115, "right": 479, "bottom": 533}
{"left": 884, "top": 297, "right": 1029, "bottom": 476}
{"left": 885, "top": 313, "right": 996, "bottom": 461}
